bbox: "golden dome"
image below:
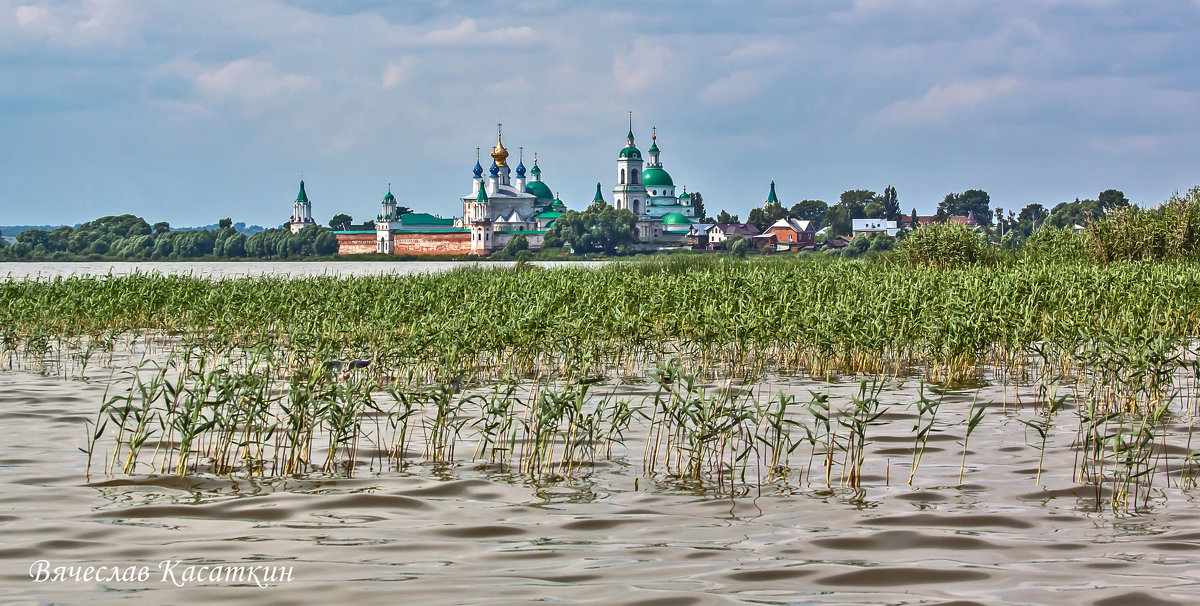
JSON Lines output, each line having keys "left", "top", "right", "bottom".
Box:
{"left": 490, "top": 125, "right": 509, "bottom": 167}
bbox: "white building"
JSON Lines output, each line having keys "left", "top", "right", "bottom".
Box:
{"left": 612, "top": 119, "right": 697, "bottom": 242}
{"left": 852, "top": 218, "right": 899, "bottom": 237}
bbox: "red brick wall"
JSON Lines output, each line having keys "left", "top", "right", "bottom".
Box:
{"left": 392, "top": 232, "right": 471, "bottom": 255}
{"left": 336, "top": 231, "right": 475, "bottom": 256}
{"left": 767, "top": 226, "right": 799, "bottom": 243}
{"left": 335, "top": 233, "right": 377, "bottom": 254}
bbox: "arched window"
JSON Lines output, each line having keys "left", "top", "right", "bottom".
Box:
{"left": 620, "top": 169, "right": 625, "bottom": 184}
{"left": 653, "top": 190, "right": 657, "bottom": 196}
{"left": 631, "top": 169, "right": 639, "bottom": 184}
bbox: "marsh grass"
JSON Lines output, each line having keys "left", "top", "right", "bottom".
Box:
{"left": 5, "top": 259, "right": 1200, "bottom": 512}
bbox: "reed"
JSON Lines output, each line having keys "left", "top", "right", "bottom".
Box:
{"left": 8, "top": 256, "right": 1200, "bottom": 512}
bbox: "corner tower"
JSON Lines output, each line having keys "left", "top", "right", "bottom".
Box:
{"left": 289, "top": 180, "right": 315, "bottom": 234}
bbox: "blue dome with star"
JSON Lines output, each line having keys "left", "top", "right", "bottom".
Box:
{"left": 473, "top": 160, "right": 483, "bottom": 178}
{"left": 489, "top": 161, "right": 499, "bottom": 177}
{"left": 516, "top": 160, "right": 526, "bottom": 178}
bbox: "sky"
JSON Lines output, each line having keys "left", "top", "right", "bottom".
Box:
{"left": 0, "top": 0, "right": 1198, "bottom": 227}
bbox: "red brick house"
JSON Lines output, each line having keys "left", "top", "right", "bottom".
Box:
{"left": 761, "top": 218, "right": 816, "bottom": 249}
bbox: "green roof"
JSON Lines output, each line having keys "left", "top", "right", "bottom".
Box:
{"left": 648, "top": 140, "right": 659, "bottom": 153}
{"left": 530, "top": 162, "right": 541, "bottom": 175}
{"left": 679, "top": 191, "right": 691, "bottom": 200}
{"left": 295, "top": 180, "right": 309, "bottom": 203}
{"left": 593, "top": 182, "right": 605, "bottom": 203}
{"left": 534, "top": 210, "right": 563, "bottom": 219}
{"left": 766, "top": 180, "right": 779, "bottom": 204}
{"left": 400, "top": 212, "right": 455, "bottom": 226}
{"left": 333, "top": 230, "right": 374, "bottom": 234}
{"left": 525, "top": 180, "right": 553, "bottom": 201}
{"left": 392, "top": 227, "right": 469, "bottom": 234}
{"left": 384, "top": 188, "right": 395, "bottom": 202}
{"left": 476, "top": 185, "right": 489, "bottom": 202}
{"left": 642, "top": 167, "right": 673, "bottom": 186}
{"left": 619, "top": 146, "right": 641, "bottom": 159}
{"left": 496, "top": 230, "right": 546, "bottom": 235}
{"left": 662, "top": 212, "right": 692, "bottom": 225}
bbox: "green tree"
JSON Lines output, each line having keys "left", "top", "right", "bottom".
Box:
{"left": 329, "top": 214, "right": 353, "bottom": 230}
{"left": 747, "top": 203, "right": 785, "bottom": 231}
{"left": 864, "top": 200, "right": 885, "bottom": 219}
{"left": 688, "top": 191, "right": 706, "bottom": 222}
{"left": 223, "top": 233, "right": 247, "bottom": 257}
{"left": 1098, "top": 188, "right": 1130, "bottom": 211}
{"left": 824, "top": 205, "right": 854, "bottom": 237}
{"left": 729, "top": 236, "right": 750, "bottom": 257}
{"left": 153, "top": 221, "right": 170, "bottom": 234}
{"left": 869, "top": 233, "right": 895, "bottom": 252}
{"left": 542, "top": 201, "right": 639, "bottom": 255}
{"left": 501, "top": 233, "right": 529, "bottom": 256}
{"left": 790, "top": 199, "right": 828, "bottom": 227}
{"left": 939, "top": 189, "right": 992, "bottom": 225}
{"left": 716, "top": 210, "right": 740, "bottom": 224}
{"left": 218, "top": 217, "right": 232, "bottom": 229}
{"left": 880, "top": 185, "right": 900, "bottom": 221}
{"left": 1018, "top": 203, "right": 1047, "bottom": 228}
{"left": 839, "top": 190, "right": 875, "bottom": 217}
{"left": 314, "top": 230, "right": 338, "bottom": 255}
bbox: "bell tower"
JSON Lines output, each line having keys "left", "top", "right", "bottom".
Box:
{"left": 613, "top": 112, "right": 647, "bottom": 217}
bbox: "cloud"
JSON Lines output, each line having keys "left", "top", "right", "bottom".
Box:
{"left": 488, "top": 75, "right": 530, "bottom": 94}
{"left": 7, "top": 0, "right": 139, "bottom": 46}
{"left": 613, "top": 39, "right": 670, "bottom": 94}
{"left": 421, "top": 18, "right": 535, "bottom": 45}
{"left": 15, "top": 4, "right": 54, "bottom": 30}
{"left": 876, "top": 77, "right": 1019, "bottom": 126}
{"left": 722, "top": 41, "right": 787, "bottom": 65}
{"left": 195, "top": 59, "right": 319, "bottom": 105}
{"left": 700, "top": 70, "right": 771, "bottom": 105}
{"left": 381, "top": 56, "right": 418, "bottom": 89}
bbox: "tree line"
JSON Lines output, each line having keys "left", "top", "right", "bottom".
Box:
{"left": 0, "top": 214, "right": 338, "bottom": 261}
{"left": 704, "top": 185, "right": 1132, "bottom": 244}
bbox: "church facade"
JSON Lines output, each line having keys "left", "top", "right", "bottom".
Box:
{"left": 611, "top": 120, "right": 696, "bottom": 244}
{"left": 332, "top": 117, "right": 701, "bottom": 255}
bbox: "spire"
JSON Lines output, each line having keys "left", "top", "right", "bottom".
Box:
{"left": 473, "top": 147, "right": 483, "bottom": 178}
{"left": 295, "top": 180, "right": 309, "bottom": 203}
{"left": 593, "top": 182, "right": 604, "bottom": 203}
{"left": 476, "top": 183, "right": 489, "bottom": 202}
{"left": 648, "top": 126, "right": 659, "bottom": 153}
{"left": 530, "top": 151, "right": 541, "bottom": 177}
{"left": 626, "top": 111, "right": 634, "bottom": 144}
{"left": 491, "top": 123, "right": 509, "bottom": 167}
{"left": 766, "top": 180, "right": 779, "bottom": 204}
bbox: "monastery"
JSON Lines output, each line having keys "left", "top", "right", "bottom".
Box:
{"left": 320, "top": 119, "right": 699, "bottom": 255}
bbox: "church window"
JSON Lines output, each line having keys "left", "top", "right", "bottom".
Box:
{"left": 653, "top": 190, "right": 657, "bottom": 196}
{"left": 620, "top": 169, "right": 625, "bottom": 184}
{"left": 631, "top": 169, "right": 639, "bottom": 184}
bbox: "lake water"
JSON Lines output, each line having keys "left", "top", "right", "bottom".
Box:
{"left": 1, "top": 359, "right": 1198, "bottom": 605}
{"left": 0, "top": 261, "right": 606, "bottom": 279}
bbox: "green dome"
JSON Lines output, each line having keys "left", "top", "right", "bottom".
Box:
{"left": 384, "top": 191, "right": 395, "bottom": 202}
{"left": 678, "top": 191, "right": 691, "bottom": 200}
{"left": 642, "top": 167, "right": 673, "bottom": 187}
{"left": 662, "top": 212, "right": 692, "bottom": 225}
{"left": 619, "top": 146, "right": 641, "bottom": 159}
{"left": 525, "top": 181, "right": 553, "bottom": 201}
